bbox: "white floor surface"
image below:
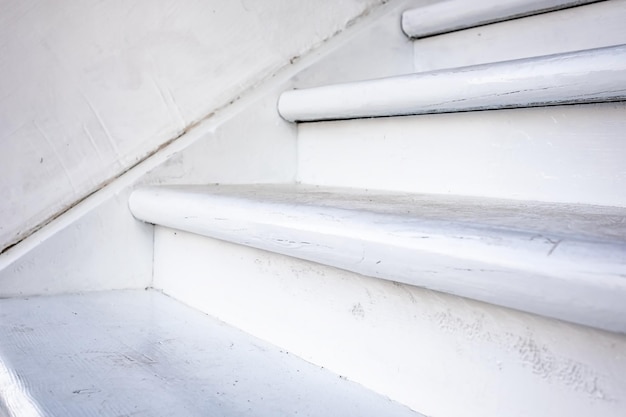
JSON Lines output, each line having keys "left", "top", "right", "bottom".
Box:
{"left": 0, "top": 290, "right": 421, "bottom": 417}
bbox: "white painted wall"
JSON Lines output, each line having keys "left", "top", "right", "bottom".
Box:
{"left": 0, "top": 188, "right": 153, "bottom": 297}
{"left": 0, "top": 0, "right": 383, "bottom": 253}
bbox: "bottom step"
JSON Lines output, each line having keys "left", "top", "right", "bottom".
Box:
{"left": 0, "top": 290, "right": 420, "bottom": 417}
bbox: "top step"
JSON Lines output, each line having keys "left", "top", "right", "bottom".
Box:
{"left": 129, "top": 184, "right": 626, "bottom": 334}
{"left": 401, "top": 0, "right": 599, "bottom": 39}
{"left": 278, "top": 44, "right": 626, "bottom": 122}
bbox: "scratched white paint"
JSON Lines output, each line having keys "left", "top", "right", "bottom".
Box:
{"left": 412, "top": 0, "right": 626, "bottom": 72}
{"left": 0, "top": 290, "right": 421, "bottom": 417}
{"left": 401, "top": 0, "right": 599, "bottom": 38}
{"left": 278, "top": 44, "right": 626, "bottom": 122}
{"left": 129, "top": 184, "right": 626, "bottom": 333}
{"left": 0, "top": 0, "right": 384, "bottom": 253}
{"left": 153, "top": 229, "right": 626, "bottom": 417}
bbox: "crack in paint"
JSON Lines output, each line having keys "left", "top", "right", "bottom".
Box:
{"left": 33, "top": 121, "right": 78, "bottom": 193}
{"left": 80, "top": 91, "right": 121, "bottom": 159}
{"left": 547, "top": 238, "right": 563, "bottom": 256}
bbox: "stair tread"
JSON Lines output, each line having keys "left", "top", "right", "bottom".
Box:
{"left": 129, "top": 184, "right": 626, "bottom": 333}
{"left": 278, "top": 44, "right": 626, "bottom": 122}
{"left": 0, "top": 290, "right": 420, "bottom": 417}
{"left": 138, "top": 183, "right": 625, "bottom": 243}
{"left": 401, "top": 0, "right": 598, "bottom": 39}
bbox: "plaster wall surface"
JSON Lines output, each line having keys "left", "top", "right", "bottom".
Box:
{"left": 0, "top": 0, "right": 383, "bottom": 253}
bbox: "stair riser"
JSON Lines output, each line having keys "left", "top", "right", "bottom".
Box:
{"left": 298, "top": 103, "right": 626, "bottom": 206}
{"left": 153, "top": 227, "right": 626, "bottom": 417}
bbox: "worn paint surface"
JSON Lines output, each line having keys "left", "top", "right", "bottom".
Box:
{"left": 278, "top": 44, "right": 626, "bottom": 122}
{"left": 0, "top": 290, "right": 420, "bottom": 416}
{"left": 0, "top": 0, "right": 384, "bottom": 253}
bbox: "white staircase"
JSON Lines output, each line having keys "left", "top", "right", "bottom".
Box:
{"left": 2, "top": 1, "right": 626, "bottom": 417}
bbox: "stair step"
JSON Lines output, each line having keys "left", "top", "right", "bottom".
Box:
{"left": 411, "top": 0, "right": 626, "bottom": 72}
{"left": 129, "top": 184, "right": 626, "bottom": 333}
{"left": 401, "top": 0, "right": 598, "bottom": 39}
{"left": 0, "top": 290, "right": 420, "bottom": 417}
{"left": 278, "top": 44, "right": 626, "bottom": 122}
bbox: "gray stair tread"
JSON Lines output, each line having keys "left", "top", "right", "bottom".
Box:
{"left": 0, "top": 290, "right": 421, "bottom": 417}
